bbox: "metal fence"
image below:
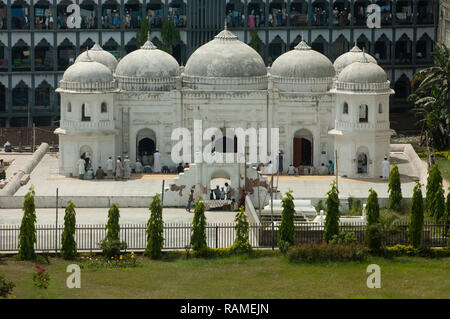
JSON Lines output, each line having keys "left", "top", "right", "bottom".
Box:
{"left": 0, "top": 222, "right": 448, "bottom": 253}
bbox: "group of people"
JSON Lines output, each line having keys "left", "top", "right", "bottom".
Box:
{"left": 76, "top": 149, "right": 167, "bottom": 180}
{"left": 286, "top": 160, "right": 335, "bottom": 176}
{"left": 209, "top": 183, "right": 232, "bottom": 201}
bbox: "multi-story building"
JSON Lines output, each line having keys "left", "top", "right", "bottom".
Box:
{"left": 439, "top": 0, "right": 450, "bottom": 46}
{"left": 0, "top": 0, "right": 440, "bottom": 128}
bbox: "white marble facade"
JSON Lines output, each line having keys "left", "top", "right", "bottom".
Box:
{"left": 55, "top": 28, "right": 394, "bottom": 179}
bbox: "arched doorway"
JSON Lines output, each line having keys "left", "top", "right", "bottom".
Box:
{"left": 293, "top": 129, "right": 313, "bottom": 167}
{"left": 136, "top": 129, "right": 156, "bottom": 165}
{"left": 356, "top": 148, "right": 369, "bottom": 174}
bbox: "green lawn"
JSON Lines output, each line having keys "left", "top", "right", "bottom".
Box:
{"left": 1, "top": 255, "right": 450, "bottom": 299}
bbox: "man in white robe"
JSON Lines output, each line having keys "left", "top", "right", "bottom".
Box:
{"left": 115, "top": 156, "right": 123, "bottom": 180}
{"left": 382, "top": 156, "right": 390, "bottom": 179}
{"left": 77, "top": 156, "right": 86, "bottom": 179}
{"left": 106, "top": 156, "right": 114, "bottom": 179}
{"left": 153, "top": 149, "right": 161, "bottom": 173}
{"left": 123, "top": 156, "right": 131, "bottom": 179}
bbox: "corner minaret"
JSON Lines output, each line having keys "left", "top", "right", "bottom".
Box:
{"left": 329, "top": 58, "right": 395, "bottom": 178}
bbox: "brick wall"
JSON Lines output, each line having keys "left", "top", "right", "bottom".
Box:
{"left": 0, "top": 127, "right": 58, "bottom": 147}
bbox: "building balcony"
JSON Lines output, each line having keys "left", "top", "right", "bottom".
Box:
{"left": 60, "top": 119, "right": 115, "bottom": 131}
{"left": 334, "top": 120, "right": 390, "bottom": 131}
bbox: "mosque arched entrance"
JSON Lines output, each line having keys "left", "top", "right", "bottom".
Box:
{"left": 136, "top": 128, "right": 156, "bottom": 165}
{"left": 293, "top": 129, "right": 313, "bottom": 167}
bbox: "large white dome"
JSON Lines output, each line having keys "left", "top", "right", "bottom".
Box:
{"left": 115, "top": 39, "right": 180, "bottom": 91}
{"left": 269, "top": 41, "right": 335, "bottom": 92}
{"left": 183, "top": 28, "right": 267, "bottom": 90}
{"left": 75, "top": 43, "right": 118, "bottom": 73}
{"left": 271, "top": 41, "right": 335, "bottom": 78}
{"left": 333, "top": 45, "right": 377, "bottom": 75}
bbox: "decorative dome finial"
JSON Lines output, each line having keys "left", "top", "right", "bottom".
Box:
{"left": 141, "top": 31, "right": 157, "bottom": 50}
{"left": 295, "top": 39, "right": 311, "bottom": 51}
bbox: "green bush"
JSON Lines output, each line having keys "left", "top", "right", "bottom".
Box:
{"left": 144, "top": 194, "right": 164, "bottom": 259}
{"left": 0, "top": 274, "right": 15, "bottom": 298}
{"left": 386, "top": 244, "right": 450, "bottom": 258}
{"left": 278, "top": 190, "right": 295, "bottom": 246}
{"left": 230, "top": 206, "right": 251, "bottom": 254}
{"left": 18, "top": 187, "right": 37, "bottom": 261}
{"left": 409, "top": 182, "right": 424, "bottom": 248}
{"left": 190, "top": 198, "right": 207, "bottom": 251}
{"left": 100, "top": 204, "right": 127, "bottom": 259}
{"left": 314, "top": 199, "right": 324, "bottom": 214}
{"left": 79, "top": 252, "right": 139, "bottom": 269}
{"left": 323, "top": 182, "right": 340, "bottom": 243}
{"left": 426, "top": 164, "right": 446, "bottom": 222}
{"left": 279, "top": 240, "right": 291, "bottom": 255}
{"left": 365, "top": 189, "right": 382, "bottom": 252}
{"left": 287, "top": 243, "right": 368, "bottom": 263}
{"left": 61, "top": 201, "right": 77, "bottom": 260}
{"left": 347, "top": 197, "right": 363, "bottom": 216}
{"left": 388, "top": 162, "right": 403, "bottom": 211}
{"left": 330, "top": 231, "right": 358, "bottom": 245}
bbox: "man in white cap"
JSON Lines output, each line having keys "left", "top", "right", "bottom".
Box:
{"left": 106, "top": 156, "right": 114, "bottom": 179}
{"left": 115, "top": 156, "right": 123, "bottom": 180}
{"left": 382, "top": 156, "right": 390, "bottom": 180}
{"left": 77, "top": 156, "right": 86, "bottom": 179}
{"left": 123, "top": 156, "right": 131, "bottom": 179}
{"left": 153, "top": 149, "right": 161, "bottom": 173}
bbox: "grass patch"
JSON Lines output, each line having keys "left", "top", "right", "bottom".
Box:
{"left": 1, "top": 255, "right": 449, "bottom": 298}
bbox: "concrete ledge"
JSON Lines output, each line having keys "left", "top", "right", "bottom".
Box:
{"left": 0, "top": 196, "right": 156, "bottom": 208}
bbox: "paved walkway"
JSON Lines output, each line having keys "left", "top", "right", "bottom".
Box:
{"left": 13, "top": 152, "right": 420, "bottom": 199}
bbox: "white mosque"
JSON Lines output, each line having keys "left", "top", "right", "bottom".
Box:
{"left": 55, "top": 27, "right": 394, "bottom": 180}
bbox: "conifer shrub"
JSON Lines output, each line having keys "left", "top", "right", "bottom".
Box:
{"left": 190, "top": 198, "right": 207, "bottom": 251}
{"left": 18, "top": 187, "right": 37, "bottom": 261}
{"left": 144, "top": 194, "right": 164, "bottom": 259}
{"left": 61, "top": 201, "right": 77, "bottom": 260}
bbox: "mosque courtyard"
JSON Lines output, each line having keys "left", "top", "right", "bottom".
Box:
{"left": 12, "top": 149, "right": 419, "bottom": 200}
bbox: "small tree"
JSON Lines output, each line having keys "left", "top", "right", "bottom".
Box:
{"left": 365, "top": 188, "right": 382, "bottom": 252}
{"left": 144, "top": 194, "right": 164, "bottom": 259}
{"left": 161, "top": 20, "right": 180, "bottom": 54}
{"left": 278, "top": 190, "right": 295, "bottom": 246}
{"left": 100, "top": 203, "right": 127, "bottom": 259}
{"left": 409, "top": 182, "right": 424, "bottom": 248}
{"left": 426, "top": 164, "right": 446, "bottom": 222}
{"left": 249, "top": 27, "right": 262, "bottom": 54}
{"left": 136, "top": 17, "right": 149, "bottom": 47}
{"left": 190, "top": 198, "right": 207, "bottom": 251}
{"left": 61, "top": 201, "right": 77, "bottom": 260}
{"left": 388, "top": 162, "right": 402, "bottom": 211}
{"left": 230, "top": 206, "right": 251, "bottom": 254}
{"left": 323, "top": 182, "right": 340, "bottom": 243}
{"left": 18, "top": 187, "right": 37, "bottom": 260}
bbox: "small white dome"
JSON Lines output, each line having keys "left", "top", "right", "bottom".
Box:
{"left": 59, "top": 53, "right": 116, "bottom": 92}
{"left": 338, "top": 60, "right": 387, "bottom": 84}
{"left": 183, "top": 28, "right": 267, "bottom": 90}
{"left": 335, "top": 57, "right": 391, "bottom": 93}
{"left": 270, "top": 41, "right": 335, "bottom": 79}
{"left": 114, "top": 39, "right": 180, "bottom": 91}
{"left": 75, "top": 43, "right": 118, "bottom": 73}
{"left": 333, "top": 45, "right": 377, "bottom": 75}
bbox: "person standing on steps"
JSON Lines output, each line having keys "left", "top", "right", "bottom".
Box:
{"left": 186, "top": 189, "right": 194, "bottom": 212}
